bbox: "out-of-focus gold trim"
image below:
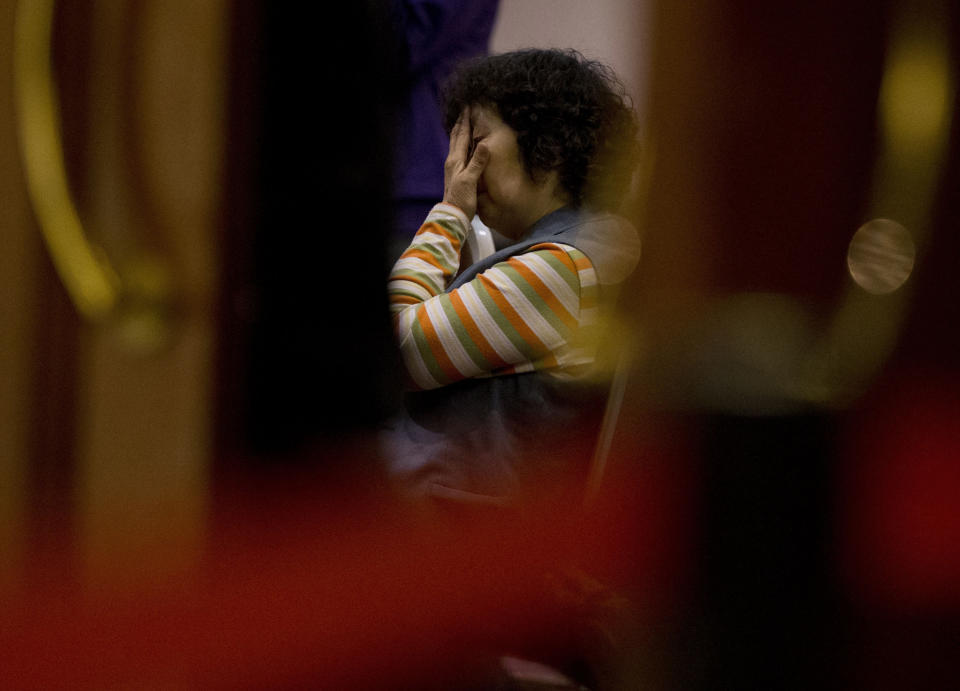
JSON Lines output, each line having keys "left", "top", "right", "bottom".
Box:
{"left": 802, "top": 0, "right": 955, "bottom": 406}
{"left": 13, "top": 0, "right": 120, "bottom": 320}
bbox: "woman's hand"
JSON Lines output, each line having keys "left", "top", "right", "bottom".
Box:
{"left": 442, "top": 108, "right": 489, "bottom": 220}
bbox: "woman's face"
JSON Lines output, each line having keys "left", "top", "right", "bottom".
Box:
{"left": 469, "top": 105, "right": 568, "bottom": 239}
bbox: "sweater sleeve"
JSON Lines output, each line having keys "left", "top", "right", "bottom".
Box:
{"left": 388, "top": 204, "right": 599, "bottom": 390}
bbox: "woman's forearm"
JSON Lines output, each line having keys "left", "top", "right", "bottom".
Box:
{"left": 388, "top": 206, "right": 596, "bottom": 391}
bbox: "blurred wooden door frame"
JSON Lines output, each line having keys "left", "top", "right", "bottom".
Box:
{"left": 0, "top": 0, "right": 83, "bottom": 585}
{"left": 1, "top": 0, "right": 228, "bottom": 587}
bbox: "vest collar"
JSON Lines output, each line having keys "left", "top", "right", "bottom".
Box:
{"left": 524, "top": 205, "right": 585, "bottom": 242}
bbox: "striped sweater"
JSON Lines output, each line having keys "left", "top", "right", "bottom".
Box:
{"left": 388, "top": 203, "right": 600, "bottom": 390}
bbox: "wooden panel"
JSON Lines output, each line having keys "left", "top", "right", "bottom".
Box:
{"left": 72, "top": 0, "right": 227, "bottom": 585}
{"left": 0, "top": 0, "right": 43, "bottom": 585}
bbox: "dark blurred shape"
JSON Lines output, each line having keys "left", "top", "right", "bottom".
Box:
{"left": 837, "top": 2, "right": 960, "bottom": 684}
{"left": 633, "top": 0, "right": 960, "bottom": 688}
{"left": 686, "top": 413, "right": 840, "bottom": 689}
{"left": 638, "top": 0, "right": 887, "bottom": 682}
{"left": 215, "top": 2, "right": 404, "bottom": 477}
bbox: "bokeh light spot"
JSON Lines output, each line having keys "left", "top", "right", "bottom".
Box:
{"left": 847, "top": 219, "right": 915, "bottom": 295}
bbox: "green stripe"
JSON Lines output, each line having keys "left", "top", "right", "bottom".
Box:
{"left": 438, "top": 293, "right": 491, "bottom": 371}
{"left": 499, "top": 264, "right": 571, "bottom": 339}
{"left": 580, "top": 281, "right": 599, "bottom": 301}
{"left": 389, "top": 281, "right": 435, "bottom": 298}
{"left": 389, "top": 291, "right": 430, "bottom": 307}
{"left": 391, "top": 270, "right": 444, "bottom": 296}
{"left": 428, "top": 217, "right": 468, "bottom": 241}
{"left": 531, "top": 249, "right": 579, "bottom": 294}
{"left": 475, "top": 277, "right": 539, "bottom": 360}
{"left": 406, "top": 242, "right": 456, "bottom": 273}
{"left": 410, "top": 309, "right": 449, "bottom": 386}
{"left": 532, "top": 357, "right": 555, "bottom": 372}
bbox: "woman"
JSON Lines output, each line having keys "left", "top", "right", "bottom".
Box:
{"left": 384, "top": 48, "right": 641, "bottom": 511}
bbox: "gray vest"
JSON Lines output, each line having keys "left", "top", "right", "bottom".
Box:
{"left": 383, "top": 207, "right": 640, "bottom": 507}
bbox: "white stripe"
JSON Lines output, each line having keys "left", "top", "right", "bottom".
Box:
{"left": 414, "top": 228, "right": 459, "bottom": 248}
{"left": 424, "top": 297, "right": 481, "bottom": 379}
{"left": 510, "top": 361, "right": 536, "bottom": 374}
{"left": 420, "top": 217, "right": 466, "bottom": 241}
{"left": 392, "top": 255, "right": 444, "bottom": 274}
{"left": 577, "top": 267, "right": 598, "bottom": 289}
{"left": 483, "top": 266, "right": 565, "bottom": 350}
{"left": 394, "top": 307, "right": 418, "bottom": 336}
{"left": 428, "top": 202, "right": 472, "bottom": 231}
{"left": 518, "top": 252, "right": 580, "bottom": 318}
{"left": 548, "top": 242, "right": 597, "bottom": 293}
{"left": 390, "top": 260, "right": 448, "bottom": 295}
{"left": 388, "top": 272, "right": 435, "bottom": 294}
{"left": 391, "top": 255, "right": 448, "bottom": 281}
{"left": 458, "top": 282, "right": 526, "bottom": 363}
{"left": 387, "top": 283, "right": 434, "bottom": 310}
{"left": 406, "top": 230, "right": 459, "bottom": 267}
{"left": 545, "top": 365, "right": 593, "bottom": 382}
{"left": 395, "top": 313, "right": 441, "bottom": 390}
{"left": 556, "top": 345, "right": 593, "bottom": 366}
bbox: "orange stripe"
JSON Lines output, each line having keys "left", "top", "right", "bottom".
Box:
{"left": 478, "top": 274, "right": 548, "bottom": 355}
{"left": 528, "top": 243, "right": 588, "bottom": 283}
{"left": 390, "top": 271, "right": 440, "bottom": 297}
{"left": 448, "top": 290, "right": 509, "bottom": 370}
{"left": 415, "top": 306, "right": 461, "bottom": 383}
{"left": 537, "top": 353, "right": 560, "bottom": 370}
{"left": 400, "top": 248, "right": 448, "bottom": 272}
{"left": 528, "top": 243, "right": 580, "bottom": 267}
{"left": 528, "top": 242, "right": 562, "bottom": 252}
{"left": 506, "top": 256, "right": 578, "bottom": 330}
{"left": 528, "top": 244, "right": 588, "bottom": 273}
{"left": 416, "top": 221, "right": 462, "bottom": 251}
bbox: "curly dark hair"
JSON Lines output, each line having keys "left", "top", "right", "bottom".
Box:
{"left": 442, "top": 49, "right": 640, "bottom": 211}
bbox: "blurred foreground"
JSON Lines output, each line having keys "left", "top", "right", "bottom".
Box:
{"left": 2, "top": 0, "right": 960, "bottom": 688}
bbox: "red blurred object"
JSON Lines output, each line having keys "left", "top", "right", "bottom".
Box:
{"left": 0, "top": 452, "right": 693, "bottom": 690}
{"left": 842, "top": 371, "right": 960, "bottom": 612}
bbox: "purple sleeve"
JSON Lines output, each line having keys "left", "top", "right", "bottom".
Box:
{"left": 392, "top": 0, "right": 500, "bottom": 75}
{"left": 390, "top": 0, "right": 500, "bottom": 202}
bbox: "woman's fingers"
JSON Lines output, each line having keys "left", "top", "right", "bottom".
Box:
{"left": 443, "top": 107, "right": 486, "bottom": 218}
{"left": 442, "top": 142, "right": 487, "bottom": 219}
{"left": 447, "top": 108, "right": 471, "bottom": 168}
{"left": 463, "top": 142, "right": 489, "bottom": 182}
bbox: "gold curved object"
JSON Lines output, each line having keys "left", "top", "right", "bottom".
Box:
{"left": 802, "top": 0, "right": 955, "bottom": 406}
{"left": 13, "top": 0, "right": 120, "bottom": 320}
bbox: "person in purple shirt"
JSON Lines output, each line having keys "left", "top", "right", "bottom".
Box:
{"left": 388, "top": 0, "right": 501, "bottom": 264}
